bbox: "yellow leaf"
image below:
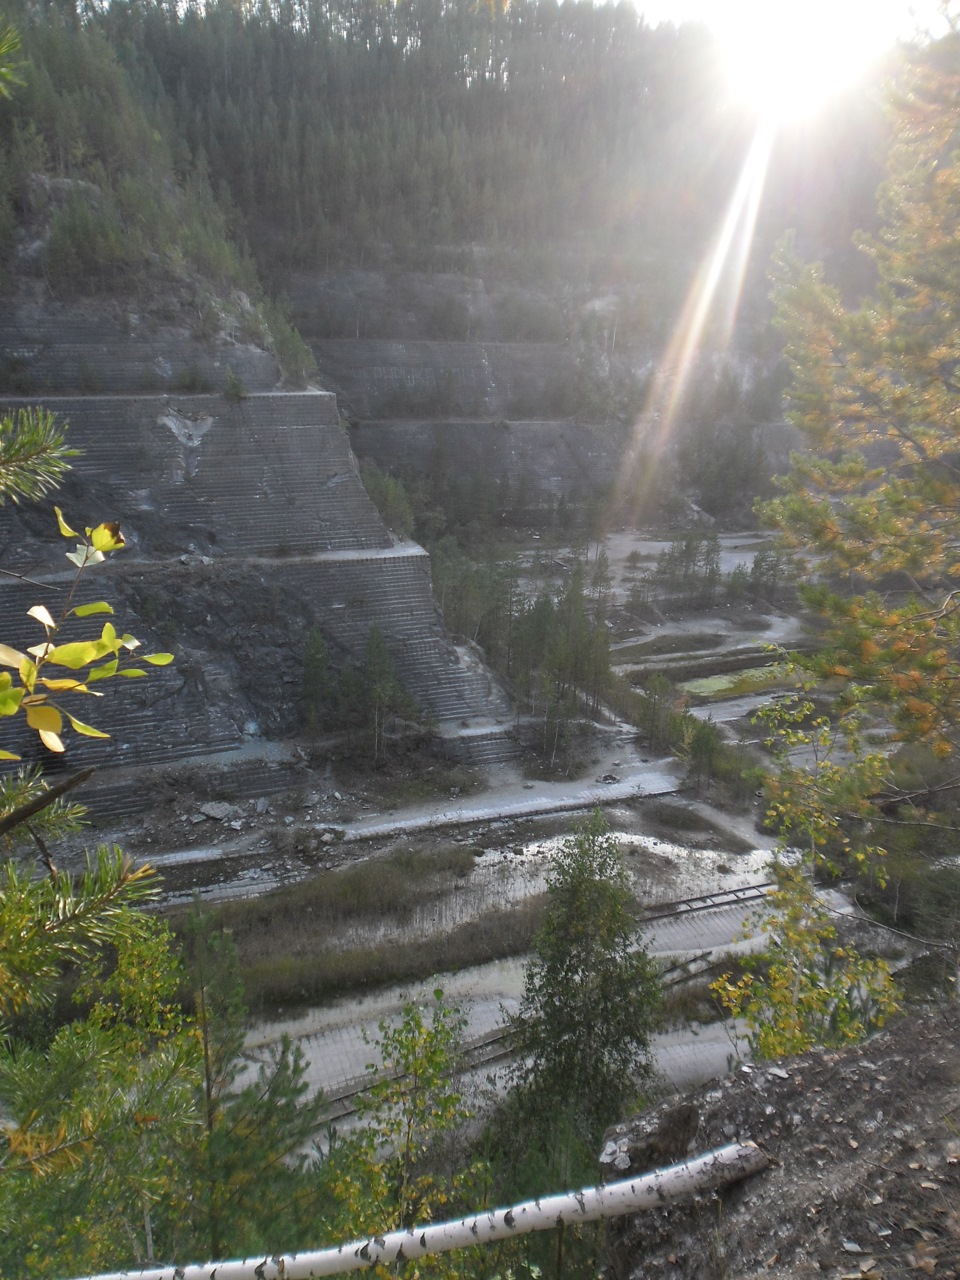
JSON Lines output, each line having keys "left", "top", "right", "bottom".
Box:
{"left": 45, "top": 639, "right": 110, "bottom": 670}
{"left": 38, "top": 678, "right": 89, "bottom": 692}
{"left": 64, "top": 713, "right": 109, "bottom": 740}
{"left": 0, "top": 749, "right": 20, "bottom": 761}
{"left": 54, "top": 506, "right": 78, "bottom": 538}
{"left": 38, "top": 728, "right": 64, "bottom": 753}
{"left": 0, "top": 643, "right": 25, "bottom": 668}
{"left": 25, "top": 703, "right": 62, "bottom": 733}
{"left": 88, "top": 522, "right": 125, "bottom": 553}
{"left": 72, "top": 601, "right": 114, "bottom": 618}
{"left": 27, "top": 604, "right": 57, "bottom": 630}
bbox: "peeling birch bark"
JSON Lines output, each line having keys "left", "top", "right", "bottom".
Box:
{"left": 77, "top": 1142, "right": 769, "bottom": 1280}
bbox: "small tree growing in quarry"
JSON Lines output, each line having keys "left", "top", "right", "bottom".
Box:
{"left": 712, "top": 689, "right": 899, "bottom": 1060}
{"left": 301, "top": 626, "right": 336, "bottom": 736}
{"left": 508, "top": 812, "right": 661, "bottom": 1144}
{"left": 359, "top": 626, "right": 417, "bottom": 765}
{"left": 319, "top": 991, "right": 488, "bottom": 1279}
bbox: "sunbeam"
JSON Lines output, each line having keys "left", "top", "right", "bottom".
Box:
{"left": 615, "top": 120, "right": 775, "bottom": 523}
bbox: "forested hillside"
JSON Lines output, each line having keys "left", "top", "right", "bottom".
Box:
{"left": 0, "top": 0, "right": 890, "bottom": 329}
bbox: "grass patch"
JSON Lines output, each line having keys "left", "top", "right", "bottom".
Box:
{"left": 680, "top": 663, "right": 792, "bottom": 699}
{"left": 613, "top": 633, "right": 724, "bottom": 662}
{"left": 376, "top": 764, "right": 484, "bottom": 808}
{"left": 236, "top": 897, "right": 545, "bottom": 1014}
{"left": 644, "top": 800, "right": 716, "bottom": 833}
{"left": 184, "top": 846, "right": 478, "bottom": 939}
{"left": 171, "top": 845, "right": 554, "bottom": 1013}
{"left": 727, "top": 613, "right": 774, "bottom": 632}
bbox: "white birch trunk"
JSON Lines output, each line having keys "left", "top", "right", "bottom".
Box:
{"left": 75, "top": 1142, "right": 768, "bottom": 1280}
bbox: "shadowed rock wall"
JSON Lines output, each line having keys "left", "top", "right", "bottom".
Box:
{"left": 310, "top": 339, "right": 575, "bottom": 419}
{"left": 350, "top": 417, "right": 631, "bottom": 503}
{"left": 0, "top": 310, "right": 278, "bottom": 395}
{"left": 0, "top": 392, "right": 513, "bottom": 774}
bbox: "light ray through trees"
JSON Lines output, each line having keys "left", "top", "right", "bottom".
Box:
{"left": 616, "top": 119, "right": 775, "bottom": 520}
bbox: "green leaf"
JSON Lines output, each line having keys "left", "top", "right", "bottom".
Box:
{"left": 64, "top": 712, "right": 110, "bottom": 740}
{"left": 142, "top": 653, "right": 174, "bottom": 666}
{"left": 0, "top": 748, "right": 20, "bottom": 760}
{"left": 116, "top": 669, "right": 147, "bottom": 678}
{"left": 0, "top": 681, "right": 24, "bottom": 717}
{"left": 45, "top": 639, "right": 112, "bottom": 670}
{"left": 72, "top": 601, "right": 114, "bottom": 618}
{"left": 86, "top": 659, "right": 119, "bottom": 683}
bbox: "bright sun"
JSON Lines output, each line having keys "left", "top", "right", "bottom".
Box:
{"left": 715, "top": 1, "right": 934, "bottom": 122}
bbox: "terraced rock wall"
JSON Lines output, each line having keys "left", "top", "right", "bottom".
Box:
{"left": 350, "top": 417, "right": 631, "bottom": 506}
{"left": 310, "top": 338, "right": 577, "bottom": 419}
{"left": 0, "top": 390, "right": 514, "bottom": 782}
{"left": 288, "top": 269, "right": 800, "bottom": 530}
{"left": 0, "top": 310, "right": 279, "bottom": 395}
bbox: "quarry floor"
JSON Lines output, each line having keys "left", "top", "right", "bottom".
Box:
{"left": 65, "top": 534, "right": 846, "bottom": 1109}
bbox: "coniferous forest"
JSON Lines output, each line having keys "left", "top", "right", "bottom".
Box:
{"left": 0, "top": 0, "right": 891, "bottom": 325}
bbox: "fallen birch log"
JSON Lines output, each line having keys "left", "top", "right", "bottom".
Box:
{"left": 76, "top": 1142, "right": 769, "bottom": 1280}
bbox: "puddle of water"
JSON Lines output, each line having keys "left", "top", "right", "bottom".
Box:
{"left": 487, "top": 828, "right": 771, "bottom": 896}
{"left": 320, "top": 827, "right": 775, "bottom": 951}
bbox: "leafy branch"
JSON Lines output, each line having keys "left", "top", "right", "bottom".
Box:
{"left": 0, "top": 508, "right": 173, "bottom": 759}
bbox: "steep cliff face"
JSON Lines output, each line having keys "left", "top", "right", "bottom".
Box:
{"left": 0, "top": 295, "right": 280, "bottom": 396}
{"left": 0, "top": 302, "right": 516, "bottom": 805}
{"left": 286, "top": 267, "right": 797, "bottom": 528}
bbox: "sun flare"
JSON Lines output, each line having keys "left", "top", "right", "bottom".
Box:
{"left": 718, "top": 1, "right": 921, "bottom": 122}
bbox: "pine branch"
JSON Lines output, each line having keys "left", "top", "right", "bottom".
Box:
{"left": 0, "top": 408, "right": 78, "bottom": 505}
{"left": 0, "top": 767, "right": 94, "bottom": 839}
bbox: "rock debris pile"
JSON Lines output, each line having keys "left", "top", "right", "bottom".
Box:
{"left": 603, "top": 1009, "right": 960, "bottom": 1280}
